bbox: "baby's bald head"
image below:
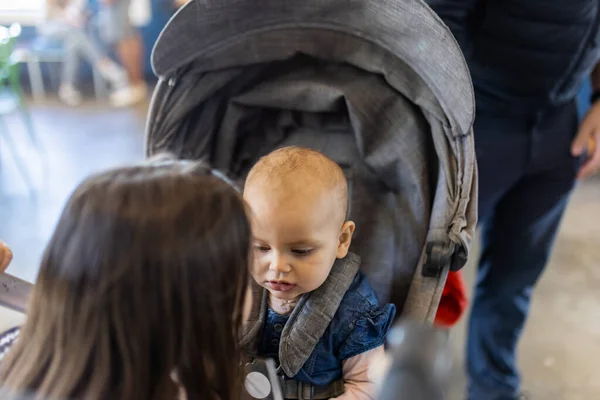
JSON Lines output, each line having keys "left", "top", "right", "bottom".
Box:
{"left": 244, "top": 147, "right": 349, "bottom": 224}
{"left": 245, "top": 147, "right": 356, "bottom": 299}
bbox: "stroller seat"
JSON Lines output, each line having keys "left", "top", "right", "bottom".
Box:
{"left": 146, "top": 0, "right": 477, "bottom": 322}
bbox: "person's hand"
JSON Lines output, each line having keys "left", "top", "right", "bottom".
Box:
{"left": 0, "top": 241, "right": 13, "bottom": 273}
{"left": 572, "top": 101, "right": 600, "bottom": 179}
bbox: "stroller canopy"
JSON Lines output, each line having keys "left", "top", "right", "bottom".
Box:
{"left": 146, "top": 0, "right": 477, "bottom": 322}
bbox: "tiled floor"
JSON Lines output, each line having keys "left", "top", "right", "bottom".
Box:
{"left": 1, "top": 101, "right": 599, "bottom": 399}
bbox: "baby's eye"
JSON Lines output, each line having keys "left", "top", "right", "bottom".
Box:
{"left": 254, "top": 245, "right": 270, "bottom": 253}
{"left": 291, "top": 248, "right": 313, "bottom": 256}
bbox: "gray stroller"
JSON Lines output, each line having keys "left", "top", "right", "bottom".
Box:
{"left": 146, "top": 0, "right": 477, "bottom": 397}
{"left": 146, "top": 0, "right": 477, "bottom": 323}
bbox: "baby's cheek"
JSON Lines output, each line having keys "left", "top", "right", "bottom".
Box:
{"left": 249, "top": 267, "right": 262, "bottom": 281}
{"left": 302, "top": 266, "right": 331, "bottom": 290}
{"left": 251, "top": 255, "right": 266, "bottom": 271}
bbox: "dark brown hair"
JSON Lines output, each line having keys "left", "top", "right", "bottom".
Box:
{"left": 0, "top": 157, "right": 251, "bottom": 400}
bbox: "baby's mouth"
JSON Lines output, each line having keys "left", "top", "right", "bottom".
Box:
{"left": 267, "top": 281, "right": 296, "bottom": 292}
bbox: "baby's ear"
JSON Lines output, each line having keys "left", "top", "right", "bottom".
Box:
{"left": 336, "top": 221, "right": 355, "bottom": 259}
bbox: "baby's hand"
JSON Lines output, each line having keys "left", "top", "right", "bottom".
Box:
{"left": 0, "top": 241, "right": 13, "bottom": 273}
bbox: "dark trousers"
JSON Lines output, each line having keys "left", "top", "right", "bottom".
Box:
{"left": 466, "top": 101, "right": 582, "bottom": 400}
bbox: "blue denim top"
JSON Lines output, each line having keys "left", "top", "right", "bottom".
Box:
{"left": 258, "top": 271, "right": 396, "bottom": 386}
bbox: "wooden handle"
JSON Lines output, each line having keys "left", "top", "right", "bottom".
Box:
{"left": 0, "top": 272, "right": 33, "bottom": 313}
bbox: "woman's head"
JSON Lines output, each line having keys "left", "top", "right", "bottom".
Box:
{"left": 0, "top": 156, "right": 251, "bottom": 400}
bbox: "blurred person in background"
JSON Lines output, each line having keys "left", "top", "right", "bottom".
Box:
{"left": 40, "top": 0, "right": 138, "bottom": 106}
{"left": 425, "top": 1, "right": 600, "bottom": 399}
{"left": 97, "top": 0, "right": 149, "bottom": 106}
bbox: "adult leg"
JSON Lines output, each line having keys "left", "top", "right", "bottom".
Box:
{"left": 60, "top": 35, "right": 81, "bottom": 89}
{"left": 59, "top": 30, "right": 84, "bottom": 106}
{"left": 44, "top": 24, "right": 126, "bottom": 105}
{"left": 467, "top": 103, "right": 580, "bottom": 400}
{"left": 116, "top": 32, "right": 144, "bottom": 85}
{"left": 67, "top": 29, "right": 128, "bottom": 88}
{"left": 98, "top": 0, "right": 147, "bottom": 106}
{"left": 110, "top": 0, "right": 144, "bottom": 85}
{"left": 38, "top": 22, "right": 81, "bottom": 91}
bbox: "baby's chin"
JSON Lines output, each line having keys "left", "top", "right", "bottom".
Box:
{"left": 263, "top": 285, "right": 305, "bottom": 302}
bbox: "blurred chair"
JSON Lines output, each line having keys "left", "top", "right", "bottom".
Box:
{"left": 0, "top": 23, "right": 46, "bottom": 196}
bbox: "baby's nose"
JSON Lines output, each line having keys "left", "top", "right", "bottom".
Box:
{"left": 269, "top": 254, "right": 291, "bottom": 273}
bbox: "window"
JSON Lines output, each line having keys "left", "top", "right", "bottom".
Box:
{"left": 0, "top": 0, "right": 45, "bottom": 25}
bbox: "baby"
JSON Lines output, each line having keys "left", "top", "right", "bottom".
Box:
{"left": 241, "top": 147, "right": 396, "bottom": 399}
